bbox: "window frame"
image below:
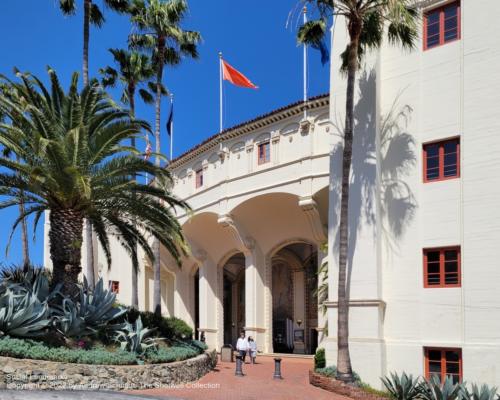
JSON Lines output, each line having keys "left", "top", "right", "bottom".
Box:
{"left": 257, "top": 141, "right": 271, "bottom": 165}
{"left": 423, "top": 246, "right": 461, "bottom": 288}
{"left": 423, "top": 137, "right": 460, "bottom": 183}
{"left": 424, "top": 347, "right": 462, "bottom": 383}
{"left": 423, "top": 1, "right": 461, "bottom": 51}
{"left": 109, "top": 280, "right": 120, "bottom": 294}
{"left": 195, "top": 168, "right": 204, "bottom": 188}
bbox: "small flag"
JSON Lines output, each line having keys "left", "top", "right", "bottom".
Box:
{"left": 166, "top": 103, "right": 173, "bottom": 137}
{"left": 144, "top": 140, "right": 152, "bottom": 160}
{"left": 222, "top": 59, "right": 258, "bottom": 89}
{"left": 311, "top": 39, "right": 330, "bottom": 66}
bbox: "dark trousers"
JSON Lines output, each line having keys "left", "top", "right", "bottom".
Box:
{"left": 239, "top": 350, "right": 247, "bottom": 362}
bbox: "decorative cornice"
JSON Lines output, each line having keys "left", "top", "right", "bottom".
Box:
{"left": 168, "top": 94, "right": 329, "bottom": 169}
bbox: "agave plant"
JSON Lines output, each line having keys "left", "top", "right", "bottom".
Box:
{"left": 52, "top": 277, "right": 126, "bottom": 337}
{"left": 113, "top": 316, "right": 159, "bottom": 355}
{"left": 0, "top": 287, "right": 51, "bottom": 338}
{"left": 463, "top": 384, "right": 497, "bottom": 400}
{"left": 421, "top": 375, "right": 466, "bottom": 400}
{"left": 381, "top": 372, "right": 423, "bottom": 400}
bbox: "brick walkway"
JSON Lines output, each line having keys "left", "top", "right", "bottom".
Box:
{"left": 131, "top": 355, "right": 350, "bottom": 400}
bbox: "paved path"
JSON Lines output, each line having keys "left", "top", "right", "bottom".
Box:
{"left": 132, "top": 355, "right": 349, "bottom": 400}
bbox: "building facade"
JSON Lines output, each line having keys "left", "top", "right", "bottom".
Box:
{"left": 43, "top": 0, "right": 500, "bottom": 389}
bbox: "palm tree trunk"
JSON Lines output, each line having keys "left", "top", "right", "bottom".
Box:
{"left": 83, "top": 0, "right": 96, "bottom": 289}
{"left": 153, "top": 37, "right": 165, "bottom": 317}
{"left": 19, "top": 194, "right": 30, "bottom": 271}
{"left": 336, "top": 25, "right": 361, "bottom": 383}
{"left": 49, "top": 208, "right": 84, "bottom": 297}
{"left": 129, "top": 85, "right": 139, "bottom": 310}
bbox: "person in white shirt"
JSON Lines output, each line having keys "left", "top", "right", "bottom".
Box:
{"left": 236, "top": 331, "right": 248, "bottom": 363}
{"left": 248, "top": 336, "right": 257, "bottom": 364}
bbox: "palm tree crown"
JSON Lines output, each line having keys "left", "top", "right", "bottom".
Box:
{"left": 0, "top": 69, "right": 189, "bottom": 295}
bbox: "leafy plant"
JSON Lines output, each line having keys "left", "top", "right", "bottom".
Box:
{"left": 420, "top": 375, "right": 466, "bottom": 400}
{"left": 0, "top": 287, "right": 51, "bottom": 338}
{"left": 145, "top": 345, "right": 198, "bottom": 364}
{"left": 315, "top": 347, "right": 326, "bottom": 369}
{"left": 0, "top": 336, "right": 138, "bottom": 365}
{"left": 113, "top": 316, "right": 159, "bottom": 355}
{"left": 463, "top": 384, "right": 497, "bottom": 400}
{"left": 381, "top": 372, "right": 423, "bottom": 400}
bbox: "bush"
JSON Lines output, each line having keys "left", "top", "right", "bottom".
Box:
{"left": 122, "top": 310, "right": 193, "bottom": 342}
{"left": 420, "top": 375, "right": 465, "bottom": 400}
{"left": 314, "top": 348, "right": 326, "bottom": 369}
{"left": 0, "top": 337, "right": 138, "bottom": 365}
{"left": 381, "top": 372, "right": 422, "bottom": 400}
{"left": 145, "top": 345, "right": 198, "bottom": 364}
{"left": 315, "top": 365, "right": 361, "bottom": 383}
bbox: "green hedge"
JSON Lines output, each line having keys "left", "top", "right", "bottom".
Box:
{"left": 146, "top": 346, "right": 198, "bottom": 364}
{"left": 123, "top": 310, "right": 194, "bottom": 342}
{"left": 314, "top": 348, "right": 326, "bottom": 369}
{"left": 0, "top": 337, "right": 138, "bottom": 365}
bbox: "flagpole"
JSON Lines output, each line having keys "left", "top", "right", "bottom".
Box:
{"left": 303, "top": 6, "right": 308, "bottom": 120}
{"left": 169, "top": 93, "right": 174, "bottom": 161}
{"left": 219, "top": 52, "right": 223, "bottom": 135}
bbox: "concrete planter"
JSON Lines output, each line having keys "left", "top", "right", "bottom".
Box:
{"left": 0, "top": 350, "right": 217, "bottom": 391}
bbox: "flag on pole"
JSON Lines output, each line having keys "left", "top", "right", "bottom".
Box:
{"left": 166, "top": 103, "right": 173, "bottom": 137}
{"left": 311, "top": 39, "right": 330, "bottom": 66}
{"left": 222, "top": 59, "right": 258, "bottom": 89}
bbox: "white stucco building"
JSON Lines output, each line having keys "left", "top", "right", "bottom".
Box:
{"left": 44, "top": 0, "right": 500, "bottom": 389}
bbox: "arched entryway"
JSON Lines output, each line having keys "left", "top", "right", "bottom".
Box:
{"left": 271, "top": 242, "right": 318, "bottom": 355}
{"left": 222, "top": 253, "right": 245, "bottom": 347}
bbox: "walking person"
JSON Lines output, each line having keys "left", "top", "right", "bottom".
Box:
{"left": 248, "top": 336, "right": 257, "bottom": 364}
{"left": 236, "top": 331, "right": 248, "bottom": 363}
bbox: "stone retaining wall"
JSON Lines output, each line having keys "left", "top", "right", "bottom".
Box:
{"left": 0, "top": 350, "right": 217, "bottom": 391}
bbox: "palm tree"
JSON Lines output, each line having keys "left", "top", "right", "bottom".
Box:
{"left": 0, "top": 68, "right": 189, "bottom": 297}
{"left": 99, "top": 48, "right": 160, "bottom": 308}
{"left": 57, "top": 0, "right": 130, "bottom": 290}
{"left": 297, "top": 0, "right": 418, "bottom": 382}
{"left": 129, "top": 0, "right": 201, "bottom": 316}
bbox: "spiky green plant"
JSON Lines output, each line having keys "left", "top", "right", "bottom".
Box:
{"left": 463, "top": 384, "right": 497, "bottom": 400}
{"left": 0, "top": 287, "right": 51, "bottom": 338}
{"left": 420, "top": 375, "right": 466, "bottom": 400}
{"left": 381, "top": 372, "right": 423, "bottom": 400}
{"left": 113, "top": 316, "right": 159, "bottom": 354}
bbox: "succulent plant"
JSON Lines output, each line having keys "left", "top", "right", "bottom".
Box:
{"left": 381, "top": 372, "right": 423, "bottom": 400}
{"left": 0, "top": 286, "right": 51, "bottom": 338}
{"left": 52, "top": 277, "right": 126, "bottom": 338}
{"left": 463, "top": 384, "right": 497, "bottom": 400}
{"left": 113, "top": 316, "right": 159, "bottom": 355}
{"left": 420, "top": 375, "right": 466, "bottom": 400}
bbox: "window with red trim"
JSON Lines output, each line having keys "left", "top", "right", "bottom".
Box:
{"left": 423, "top": 139, "right": 460, "bottom": 182}
{"left": 425, "top": 348, "right": 462, "bottom": 383}
{"left": 195, "top": 169, "right": 203, "bottom": 188}
{"left": 424, "top": 1, "right": 460, "bottom": 50}
{"left": 423, "top": 247, "right": 461, "bottom": 288}
{"left": 109, "top": 280, "right": 120, "bottom": 294}
{"left": 258, "top": 142, "right": 270, "bottom": 165}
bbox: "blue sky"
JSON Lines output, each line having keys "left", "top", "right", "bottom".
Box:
{"left": 0, "top": 0, "right": 330, "bottom": 266}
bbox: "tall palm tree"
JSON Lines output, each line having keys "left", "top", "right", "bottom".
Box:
{"left": 0, "top": 68, "right": 189, "bottom": 297}
{"left": 129, "top": 0, "right": 201, "bottom": 316}
{"left": 57, "top": 0, "right": 130, "bottom": 289}
{"left": 297, "top": 0, "right": 418, "bottom": 382}
{"left": 99, "top": 48, "right": 161, "bottom": 308}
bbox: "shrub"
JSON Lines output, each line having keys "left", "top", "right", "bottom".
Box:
{"left": 146, "top": 345, "right": 198, "bottom": 364}
{"left": 314, "top": 347, "right": 326, "bottom": 369}
{"left": 113, "top": 316, "right": 159, "bottom": 355}
{"left": 0, "top": 337, "right": 138, "bottom": 365}
{"left": 381, "top": 372, "right": 423, "bottom": 400}
{"left": 315, "top": 364, "right": 362, "bottom": 383}
{"left": 122, "top": 310, "right": 193, "bottom": 342}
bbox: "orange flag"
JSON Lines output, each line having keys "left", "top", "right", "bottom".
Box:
{"left": 222, "top": 59, "right": 258, "bottom": 89}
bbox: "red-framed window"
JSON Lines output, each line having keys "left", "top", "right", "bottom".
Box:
{"left": 423, "top": 138, "right": 460, "bottom": 182}
{"left": 424, "top": 347, "right": 462, "bottom": 383}
{"left": 423, "top": 1, "right": 461, "bottom": 50}
{"left": 257, "top": 142, "right": 270, "bottom": 165}
{"left": 195, "top": 169, "right": 203, "bottom": 188}
{"left": 109, "top": 280, "right": 120, "bottom": 294}
{"left": 423, "top": 247, "right": 461, "bottom": 288}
